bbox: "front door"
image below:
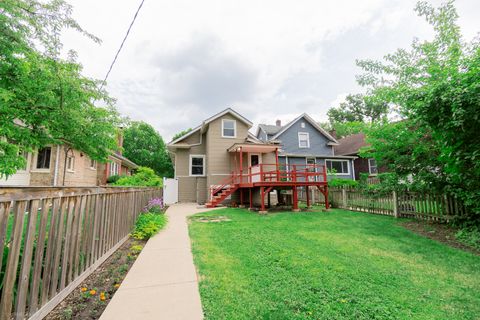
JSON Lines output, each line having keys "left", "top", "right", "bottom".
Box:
{"left": 250, "top": 154, "right": 262, "bottom": 183}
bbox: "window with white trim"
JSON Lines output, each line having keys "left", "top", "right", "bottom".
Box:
{"left": 66, "top": 155, "right": 75, "bottom": 171}
{"left": 36, "top": 147, "right": 51, "bottom": 169}
{"left": 110, "top": 162, "right": 119, "bottom": 176}
{"left": 90, "top": 159, "right": 97, "bottom": 169}
{"left": 368, "top": 158, "right": 378, "bottom": 175}
{"left": 298, "top": 132, "right": 310, "bottom": 148}
{"left": 222, "top": 119, "right": 236, "bottom": 138}
{"left": 190, "top": 155, "right": 205, "bottom": 176}
{"left": 326, "top": 159, "right": 350, "bottom": 175}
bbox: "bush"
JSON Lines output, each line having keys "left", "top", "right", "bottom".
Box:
{"left": 107, "top": 174, "right": 123, "bottom": 184}
{"left": 456, "top": 227, "right": 480, "bottom": 251}
{"left": 114, "top": 167, "right": 162, "bottom": 187}
{"left": 131, "top": 213, "right": 167, "bottom": 240}
{"left": 329, "top": 178, "right": 359, "bottom": 188}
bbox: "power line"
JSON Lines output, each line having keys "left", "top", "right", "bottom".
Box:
{"left": 100, "top": 0, "right": 145, "bottom": 91}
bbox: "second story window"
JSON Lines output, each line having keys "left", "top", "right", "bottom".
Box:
{"left": 298, "top": 132, "right": 310, "bottom": 148}
{"left": 222, "top": 119, "right": 236, "bottom": 138}
{"left": 36, "top": 147, "right": 51, "bottom": 169}
{"left": 368, "top": 158, "right": 378, "bottom": 175}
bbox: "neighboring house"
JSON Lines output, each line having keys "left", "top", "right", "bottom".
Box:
{"left": 167, "top": 108, "right": 330, "bottom": 211}
{"left": 257, "top": 114, "right": 357, "bottom": 180}
{"left": 1, "top": 133, "right": 138, "bottom": 187}
{"left": 334, "top": 133, "right": 379, "bottom": 180}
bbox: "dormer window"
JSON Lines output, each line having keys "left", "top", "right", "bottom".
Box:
{"left": 222, "top": 119, "right": 236, "bottom": 138}
{"left": 298, "top": 132, "right": 310, "bottom": 148}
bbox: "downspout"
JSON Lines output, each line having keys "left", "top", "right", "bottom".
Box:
{"left": 53, "top": 145, "right": 60, "bottom": 186}
{"left": 62, "top": 147, "right": 72, "bottom": 186}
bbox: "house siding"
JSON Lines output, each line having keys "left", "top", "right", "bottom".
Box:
{"left": 277, "top": 116, "right": 334, "bottom": 156}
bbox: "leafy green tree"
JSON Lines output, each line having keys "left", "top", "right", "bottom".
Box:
{"left": 357, "top": 1, "right": 480, "bottom": 220}
{"left": 171, "top": 128, "right": 192, "bottom": 142}
{"left": 0, "top": 0, "right": 120, "bottom": 177}
{"left": 123, "top": 121, "right": 173, "bottom": 177}
{"left": 327, "top": 94, "right": 388, "bottom": 124}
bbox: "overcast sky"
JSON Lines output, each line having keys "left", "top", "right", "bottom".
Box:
{"left": 62, "top": 0, "right": 479, "bottom": 141}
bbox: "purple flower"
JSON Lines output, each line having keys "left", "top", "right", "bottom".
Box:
{"left": 142, "top": 197, "right": 165, "bottom": 214}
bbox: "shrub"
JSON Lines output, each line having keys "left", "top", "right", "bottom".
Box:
{"left": 329, "top": 178, "right": 359, "bottom": 188}
{"left": 456, "top": 227, "right": 480, "bottom": 251}
{"left": 142, "top": 197, "right": 165, "bottom": 214}
{"left": 114, "top": 167, "right": 162, "bottom": 187}
{"left": 107, "top": 174, "right": 123, "bottom": 184}
{"left": 131, "top": 213, "right": 167, "bottom": 240}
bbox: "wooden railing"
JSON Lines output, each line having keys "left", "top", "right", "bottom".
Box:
{"left": 239, "top": 164, "right": 327, "bottom": 185}
{"left": 329, "top": 187, "right": 467, "bottom": 221}
{"left": 0, "top": 186, "right": 162, "bottom": 320}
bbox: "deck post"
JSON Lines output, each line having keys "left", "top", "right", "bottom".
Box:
{"left": 260, "top": 187, "right": 267, "bottom": 213}
{"left": 306, "top": 186, "right": 310, "bottom": 208}
{"left": 249, "top": 188, "right": 253, "bottom": 210}
{"left": 268, "top": 191, "right": 271, "bottom": 208}
{"left": 324, "top": 186, "right": 330, "bottom": 210}
{"left": 239, "top": 188, "right": 244, "bottom": 208}
{"left": 292, "top": 186, "right": 300, "bottom": 212}
{"left": 275, "top": 148, "right": 280, "bottom": 181}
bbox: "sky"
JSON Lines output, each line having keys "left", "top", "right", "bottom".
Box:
{"left": 61, "top": 0, "right": 479, "bottom": 141}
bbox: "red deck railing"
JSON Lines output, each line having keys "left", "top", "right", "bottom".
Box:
{"left": 242, "top": 163, "right": 328, "bottom": 184}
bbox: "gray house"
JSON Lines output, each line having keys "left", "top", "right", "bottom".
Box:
{"left": 256, "top": 114, "right": 357, "bottom": 180}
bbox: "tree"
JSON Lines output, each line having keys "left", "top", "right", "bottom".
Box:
{"left": 357, "top": 1, "right": 480, "bottom": 220}
{"left": 171, "top": 128, "right": 192, "bottom": 142}
{"left": 327, "top": 94, "right": 388, "bottom": 124}
{"left": 0, "top": 0, "right": 120, "bottom": 177}
{"left": 123, "top": 121, "right": 173, "bottom": 178}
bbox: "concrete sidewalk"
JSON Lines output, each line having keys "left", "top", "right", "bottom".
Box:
{"left": 100, "top": 203, "right": 216, "bottom": 320}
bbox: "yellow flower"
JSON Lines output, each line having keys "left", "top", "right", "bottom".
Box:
{"left": 81, "top": 287, "right": 87, "bottom": 292}
{"left": 100, "top": 295, "right": 106, "bottom": 301}
{"left": 89, "top": 289, "right": 96, "bottom": 295}
{"left": 114, "top": 284, "right": 120, "bottom": 289}
{"left": 340, "top": 299, "right": 347, "bottom": 303}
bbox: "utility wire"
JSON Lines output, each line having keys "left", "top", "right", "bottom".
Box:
{"left": 100, "top": 0, "right": 145, "bottom": 91}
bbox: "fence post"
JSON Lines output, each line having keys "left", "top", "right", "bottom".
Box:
{"left": 392, "top": 191, "right": 399, "bottom": 218}
{"left": 342, "top": 187, "right": 347, "bottom": 208}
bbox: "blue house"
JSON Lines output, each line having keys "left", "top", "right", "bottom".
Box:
{"left": 256, "top": 114, "right": 356, "bottom": 180}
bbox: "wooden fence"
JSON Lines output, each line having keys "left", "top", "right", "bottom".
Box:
{"left": 329, "top": 187, "right": 467, "bottom": 221}
{"left": 0, "top": 186, "right": 162, "bottom": 320}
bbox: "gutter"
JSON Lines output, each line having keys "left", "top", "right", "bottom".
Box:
{"left": 53, "top": 145, "right": 60, "bottom": 186}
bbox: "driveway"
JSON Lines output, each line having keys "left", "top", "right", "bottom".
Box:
{"left": 100, "top": 203, "right": 217, "bottom": 320}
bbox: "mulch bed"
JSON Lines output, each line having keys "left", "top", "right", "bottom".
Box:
{"left": 45, "top": 238, "right": 146, "bottom": 320}
{"left": 400, "top": 220, "right": 479, "bottom": 255}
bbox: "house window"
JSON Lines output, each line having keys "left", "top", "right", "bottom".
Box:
{"left": 368, "top": 158, "right": 378, "bottom": 175}
{"left": 326, "top": 159, "right": 350, "bottom": 175}
{"left": 36, "top": 147, "right": 51, "bottom": 169}
{"left": 19, "top": 151, "right": 29, "bottom": 171}
{"left": 222, "top": 119, "right": 236, "bottom": 138}
{"left": 66, "top": 155, "right": 75, "bottom": 172}
{"left": 110, "top": 162, "right": 119, "bottom": 176}
{"left": 298, "top": 132, "right": 310, "bottom": 148}
{"left": 190, "top": 155, "right": 205, "bottom": 176}
{"left": 301, "top": 122, "right": 305, "bottom": 128}
{"left": 90, "top": 159, "right": 97, "bottom": 169}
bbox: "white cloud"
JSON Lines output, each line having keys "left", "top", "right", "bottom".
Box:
{"left": 62, "top": 0, "right": 479, "bottom": 140}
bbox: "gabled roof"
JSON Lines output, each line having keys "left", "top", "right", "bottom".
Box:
{"left": 270, "top": 113, "right": 339, "bottom": 145}
{"left": 168, "top": 108, "right": 253, "bottom": 146}
{"left": 257, "top": 124, "right": 283, "bottom": 137}
{"left": 334, "top": 133, "right": 368, "bottom": 156}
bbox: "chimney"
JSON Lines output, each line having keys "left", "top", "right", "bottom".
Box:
{"left": 275, "top": 119, "right": 281, "bottom": 127}
{"left": 329, "top": 129, "right": 337, "bottom": 139}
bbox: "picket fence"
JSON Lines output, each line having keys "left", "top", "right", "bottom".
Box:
{"left": 0, "top": 186, "right": 162, "bottom": 320}
{"left": 328, "top": 187, "right": 467, "bottom": 221}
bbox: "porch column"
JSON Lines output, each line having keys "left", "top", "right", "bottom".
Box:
{"left": 292, "top": 186, "right": 300, "bottom": 212}
{"left": 240, "top": 188, "right": 244, "bottom": 207}
{"left": 324, "top": 186, "right": 330, "bottom": 210}
{"left": 306, "top": 186, "right": 310, "bottom": 208}
{"left": 239, "top": 147, "right": 243, "bottom": 183}
{"left": 275, "top": 148, "right": 280, "bottom": 181}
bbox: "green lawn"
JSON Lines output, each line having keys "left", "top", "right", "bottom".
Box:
{"left": 189, "top": 208, "right": 480, "bottom": 320}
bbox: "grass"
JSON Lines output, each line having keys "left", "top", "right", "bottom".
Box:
{"left": 189, "top": 208, "right": 480, "bottom": 320}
